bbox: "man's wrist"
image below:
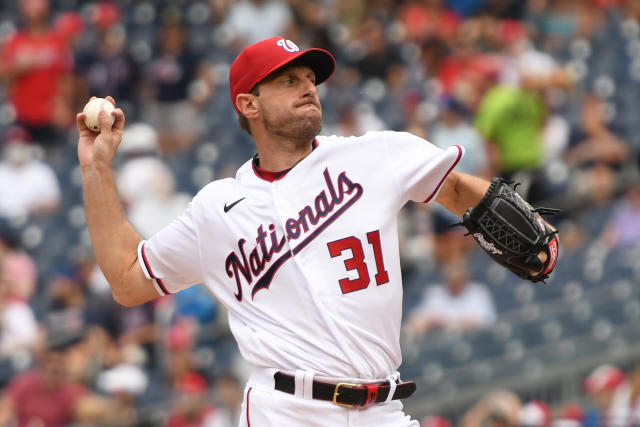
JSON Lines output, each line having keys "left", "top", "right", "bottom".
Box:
{"left": 80, "top": 162, "right": 112, "bottom": 174}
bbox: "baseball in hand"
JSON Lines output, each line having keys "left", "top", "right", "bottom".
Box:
{"left": 83, "top": 97, "right": 115, "bottom": 132}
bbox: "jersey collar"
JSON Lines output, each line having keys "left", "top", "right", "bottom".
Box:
{"left": 252, "top": 139, "right": 318, "bottom": 182}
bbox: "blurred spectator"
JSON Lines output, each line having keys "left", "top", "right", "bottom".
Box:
{"left": 0, "top": 0, "right": 74, "bottom": 144}
{"left": 628, "top": 364, "right": 640, "bottom": 424}
{"left": 325, "top": 103, "right": 386, "bottom": 137}
{"left": 461, "top": 389, "right": 521, "bottom": 427}
{"left": 173, "top": 285, "right": 219, "bottom": 327}
{"left": 566, "top": 95, "right": 629, "bottom": 205}
{"left": 496, "top": 20, "right": 571, "bottom": 168}
{"left": 474, "top": 82, "right": 548, "bottom": 203}
{"left": 45, "top": 268, "right": 86, "bottom": 341}
{"left": 398, "top": 0, "right": 461, "bottom": 44}
{"left": 497, "top": 20, "right": 561, "bottom": 89}
{"left": 115, "top": 122, "right": 160, "bottom": 203}
{"left": 556, "top": 403, "right": 585, "bottom": 426}
{"left": 537, "top": 0, "right": 582, "bottom": 56}
{"left": 120, "top": 157, "right": 191, "bottom": 238}
{"left": 165, "top": 372, "right": 217, "bottom": 427}
{"left": 82, "top": 256, "right": 157, "bottom": 366}
{"left": 86, "top": 297, "right": 156, "bottom": 362}
{"left": 599, "top": 183, "right": 640, "bottom": 249}
{"left": 226, "top": 0, "right": 294, "bottom": 45}
{"left": 141, "top": 15, "right": 214, "bottom": 154}
{"left": 518, "top": 400, "right": 552, "bottom": 427}
{"left": 430, "top": 96, "right": 489, "bottom": 177}
{"left": 474, "top": 80, "right": 544, "bottom": 174}
{"left": 164, "top": 321, "right": 200, "bottom": 390}
{"left": 52, "top": 11, "right": 87, "bottom": 117}
{"left": 582, "top": 364, "right": 630, "bottom": 426}
{"left": 115, "top": 122, "right": 191, "bottom": 237}
{"left": 350, "top": 16, "right": 404, "bottom": 82}
{"left": 476, "top": 23, "right": 572, "bottom": 202}
{"left": 96, "top": 363, "right": 149, "bottom": 426}
{"left": 285, "top": 0, "right": 335, "bottom": 52}
{"left": 420, "top": 415, "right": 453, "bottom": 427}
{"left": 436, "top": 19, "right": 500, "bottom": 109}
{"left": 0, "top": 126, "right": 61, "bottom": 218}
{"left": 406, "top": 257, "right": 497, "bottom": 335}
{"left": 0, "top": 270, "right": 39, "bottom": 358}
{"left": 0, "top": 339, "right": 101, "bottom": 426}
{"left": 396, "top": 202, "right": 435, "bottom": 273}
{"left": 207, "top": 373, "right": 243, "bottom": 427}
{"left": 0, "top": 219, "right": 36, "bottom": 299}
{"left": 74, "top": 2, "right": 139, "bottom": 112}
{"left": 52, "top": 11, "right": 85, "bottom": 47}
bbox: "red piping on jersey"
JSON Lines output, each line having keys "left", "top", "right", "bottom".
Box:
{"left": 422, "top": 144, "right": 463, "bottom": 203}
{"left": 246, "top": 387, "right": 252, "bottom": 427}
{"left": 252, "top": 139, "right": 318, "bottom": 182}
{"left": 141, "top": 243, "right": 170, "bottom": 295}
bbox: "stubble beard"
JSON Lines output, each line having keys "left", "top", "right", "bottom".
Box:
{"left": 262, "top": 103, "right": 323, "bottom": 143}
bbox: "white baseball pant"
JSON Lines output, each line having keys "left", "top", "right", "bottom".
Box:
{"left": 238, "top": 368, "right": 419, "bottom": 427}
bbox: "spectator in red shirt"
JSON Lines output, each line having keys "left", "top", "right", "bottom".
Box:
{"left": 0, "top": 0, "right": 74, "bottom": 145}
{"left": 0, "top": 344, "right": 89, "bottom": 426}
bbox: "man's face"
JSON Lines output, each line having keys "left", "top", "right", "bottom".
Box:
{"left": 20, "top": 0, "right": 49, "bottom": 22}
{"left": 254, "top": 64, "right": 322, "bottom": 141}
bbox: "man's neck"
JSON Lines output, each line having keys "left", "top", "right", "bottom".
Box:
{"left": 254, "top": 135, "right": 315, "bottom": 172}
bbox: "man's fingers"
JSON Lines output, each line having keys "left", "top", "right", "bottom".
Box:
{"left": 97, "top": 107, "right": 114, "bottom": 136}
{"left": 76, "top": 112, "right": 91, "bottom": 134}
{"left": 112, "top": 108, "right": 125, "bottom": 132}
{"left": 538, "top": 250, "right": 548, "bottom": 264}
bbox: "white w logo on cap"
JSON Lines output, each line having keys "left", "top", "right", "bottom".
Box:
{"left": 276, "top": 39, "right": 299, "bottom": 53}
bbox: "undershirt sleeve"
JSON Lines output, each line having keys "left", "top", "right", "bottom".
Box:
{"left": 137, "top": 203, "right": 203, "bottom": 295}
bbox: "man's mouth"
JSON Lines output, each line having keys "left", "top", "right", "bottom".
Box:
{"left": 295, "top": 101, "right": 319, "bottom": 109}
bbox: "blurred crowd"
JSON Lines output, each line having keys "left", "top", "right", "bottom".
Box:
{"left": 419, "top": 362, "right": 640, "bottom": 426}
{"left": 1, "top": 0, "right": 640, "bottom": 425}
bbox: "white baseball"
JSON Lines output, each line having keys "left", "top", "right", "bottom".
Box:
{"left": 83, "top": 97, "right": 115, "bottom": 132}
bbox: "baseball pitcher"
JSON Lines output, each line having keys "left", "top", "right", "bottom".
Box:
{"left": 77, "top": 37, "right": 559, "bottom": 426}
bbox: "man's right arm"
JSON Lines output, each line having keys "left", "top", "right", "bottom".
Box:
{"left": 78, "top": 97, "right": 158, "bottom": 307}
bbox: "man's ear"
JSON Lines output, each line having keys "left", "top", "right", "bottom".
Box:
{"left": 236, "top": 93, "right": 259, "bottom": 119}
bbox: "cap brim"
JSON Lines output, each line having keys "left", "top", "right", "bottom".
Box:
{"left": 296, "top": 48, "right": 336, "bottom": 85}
{"left": 257, "top": 48, "right": 336, "bottom": 90}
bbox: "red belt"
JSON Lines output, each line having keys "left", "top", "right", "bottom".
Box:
{"left": 273, "top": 371, "right": 416, "bottom": 408}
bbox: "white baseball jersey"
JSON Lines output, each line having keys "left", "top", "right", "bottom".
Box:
{"left": 137, "top": 131, "right": 462, "bottom": 380}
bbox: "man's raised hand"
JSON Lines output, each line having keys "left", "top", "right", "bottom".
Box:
{"left": 76, "top": 96, "right": 125, "bottom": 171}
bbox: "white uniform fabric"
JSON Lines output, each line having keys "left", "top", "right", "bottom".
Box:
{"left": 137, "top": 131, "right": 462, "bottom": 421}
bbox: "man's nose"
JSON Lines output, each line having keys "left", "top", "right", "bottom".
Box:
{"left": 301, "top": 77, "right": 317, "bottom": 97}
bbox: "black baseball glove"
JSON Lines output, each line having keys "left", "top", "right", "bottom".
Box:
{"left": 460, "top": 178, "right": 560, "bottom": 283}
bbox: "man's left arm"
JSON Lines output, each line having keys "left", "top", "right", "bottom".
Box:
{"left": 435, "top": 170, "right": 556, "bottom": 281}
{"left": 435, "top": 170, "right": 489, "bottom": 217}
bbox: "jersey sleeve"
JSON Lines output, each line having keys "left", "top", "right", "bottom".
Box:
{"left": 137, "top": 203, "right": 203, "bottom": 295}
{"left": 383, "top": 131, "right": 464, "bottom": 203}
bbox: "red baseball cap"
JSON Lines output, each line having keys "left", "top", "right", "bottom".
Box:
{"left": 229, "top": 37, "right": 336, "bottom": 114}
{"left": 3, "top": 126, "right": 31, "bottom": 145}
{"left": 519, "top": 401, "right": 552, "bottom": 427}
{"left": 54, "top": 12, "right": 85, "bottom": 39}
{"left": 583, "top": 364, "right": 626, "bottom": 394}
{"left": 91, "top": 1, "right": 121, "bottom": 30}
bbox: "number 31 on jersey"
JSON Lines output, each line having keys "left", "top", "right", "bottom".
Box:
{"left": 327, "top": 229, "right": 390, "bottom": 294}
